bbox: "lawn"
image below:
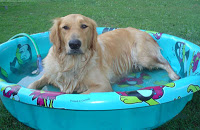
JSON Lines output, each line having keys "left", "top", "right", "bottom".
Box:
{"left": 0, "top": 1, "right": 200, "bottom": 129}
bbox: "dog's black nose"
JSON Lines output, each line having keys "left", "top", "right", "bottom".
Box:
{"left": 69, "top": 39, "right": 81, "bottom": 50}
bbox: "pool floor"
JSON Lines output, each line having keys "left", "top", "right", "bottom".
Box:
{"left": 14, "top": 69, "right": 171, "bottom": 92}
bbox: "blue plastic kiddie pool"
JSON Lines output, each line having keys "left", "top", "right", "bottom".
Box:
{"left": 0, "top": 27, "right": 200, "bottom": 130}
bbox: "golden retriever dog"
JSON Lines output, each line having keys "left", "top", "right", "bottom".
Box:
{"left": 28, "top": 14, "right": 180, "bottom": 94}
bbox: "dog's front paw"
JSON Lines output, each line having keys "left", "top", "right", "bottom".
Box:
{"left": 27, "top": 82, "right": 37, "bottom": 89}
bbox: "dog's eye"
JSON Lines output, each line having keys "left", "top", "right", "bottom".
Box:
{"left": 81, "top": 24, "right": 88, "bottom": 29}
{"left": 63, "top": 26, "right": 69, "bottom": 30}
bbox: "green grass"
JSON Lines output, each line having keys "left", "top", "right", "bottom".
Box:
{"left": 0, "top": 1, "right": 199, "bottom": 129}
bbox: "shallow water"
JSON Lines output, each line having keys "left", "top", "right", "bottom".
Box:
{"left": 112, "top": 69, "right": 171, "bottom": 92}
{"left": 13, "top": 66, "right": 171, "bottom": 92}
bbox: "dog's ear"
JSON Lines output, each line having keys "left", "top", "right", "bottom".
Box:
{"left": 50, "top": 18, "right": 62, "bottom": 53}
{"left": 90, "top": 19, "right": 98, "bottom": 51}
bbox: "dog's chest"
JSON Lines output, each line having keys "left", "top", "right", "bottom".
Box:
{"left": 56, "top": 68, "right": 85, "bottom": 91}
{"left": 45, "top": 51, "right": 96, "bottom": 93}
{"left": 61, "top": 69, "right": 83, "bottom": 80}
{"left": 48, "top": 59, "right": 90, "bottom": 93}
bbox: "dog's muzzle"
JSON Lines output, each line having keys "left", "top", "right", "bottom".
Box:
{"left": 68, "top": 39, "right": 83, "bottom": 55}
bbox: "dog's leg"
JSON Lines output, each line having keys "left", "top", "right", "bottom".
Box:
{"left": 27, "top": 75, "right": 48, "bottom": 89}
{"left": 138, "top": 51, "right": 180, "bottom": 81}
{"left": 154, "top": 55, "right": 180, "bottom": 81}
{"left": 81, "top": 84, "right": 112, "bottom": 94}
{"left": 82, "top": 68, "right": 113, "bottom": 94}
{"left": 135, "top": 36, "right": 180, "bottom": 81}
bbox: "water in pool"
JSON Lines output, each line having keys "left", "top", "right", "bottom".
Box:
{"left": 9, "top": 64, "right": 172, "bottom": 92}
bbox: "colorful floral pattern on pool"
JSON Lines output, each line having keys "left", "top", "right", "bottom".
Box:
{"left": 29, "top": 90, "right": 65, "bottom": 108}
{"left": 117, "top": 83, "right": 175, "bottom": 105}
{"left": 1, "top": 85, "right": 21, "bottom": 101}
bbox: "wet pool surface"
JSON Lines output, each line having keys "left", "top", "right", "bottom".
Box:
{"left": 14, "top": 67, "right": 171, "bottom": 92}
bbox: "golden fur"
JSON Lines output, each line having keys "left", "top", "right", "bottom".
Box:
{"left": 28, "top": 14, "right": 179, "bottom": 94}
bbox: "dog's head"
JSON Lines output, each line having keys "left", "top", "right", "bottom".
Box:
{"left": 50, "top": 14, "right": 97, "bottom": 55}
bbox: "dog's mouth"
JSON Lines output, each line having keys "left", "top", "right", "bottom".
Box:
{"left": 67, "top": 49, "right": 84, "bottom": 55}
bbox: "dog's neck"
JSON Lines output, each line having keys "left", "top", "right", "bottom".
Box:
{"left": 57, "top": 50, "right": 96, "bottom": 75}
